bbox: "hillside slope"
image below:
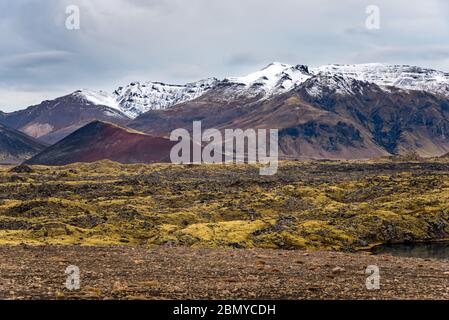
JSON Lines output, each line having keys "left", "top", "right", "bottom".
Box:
{"left": 0, "top": 123, "right": 48, "bottom": 164}
{"left": 0, "top": 92, "right": 130, "bottom": 144}
{"left": 26, "top": 121, "right": 175, "bottom": 165}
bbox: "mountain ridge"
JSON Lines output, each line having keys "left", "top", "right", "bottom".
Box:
{"left": 2, "top": 62, "right": 449, "bottom": 160}
{"left": 129, "top": 72, "right": 449, "bottom": 159}
{"left": 92, "top": 62, "right": 449, "bottom": 117}
{"left": 4, "top": 62, "right": 449, "bottom": 120}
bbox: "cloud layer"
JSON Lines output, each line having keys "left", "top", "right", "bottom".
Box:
{"left": 1, "top": 0, "right": 448, "bottom": 111}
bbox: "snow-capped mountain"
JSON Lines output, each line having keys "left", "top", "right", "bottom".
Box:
{"left": 0, "top": 91, "right": 130, "bottom": 144}
{"left": 4, "top": 61, "right": 449, "bottom": 157}
{"left": 222, "top": 62, "right": 449, "bottom": 98}
{"left": 225, "top": 62, "right": 312, "bottom": 96}
{"left": 70, "top": 62, "right": 449, "bottom": 119}
{"left": 302, "top": 73, "right": 370, "bottom": 98}
{"left": 74, "top": 62, "right": 314, "bottom": 118}
{"left": 312, "top": 63, "right": 449, "bottom": 97}
{"left": 112, "top": 78, "right": 219, "bottom": 118}
{"left": 73, "top": 89, "right": 122, "bottom": 115}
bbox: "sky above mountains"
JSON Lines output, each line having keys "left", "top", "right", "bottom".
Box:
{"left": 1, "top": 0, "right": 449, "bottom": 111}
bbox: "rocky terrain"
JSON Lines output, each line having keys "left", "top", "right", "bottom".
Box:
{"left": 1, "top": 159, "right": 449, "bottom": 300}
{"left": 1, "top": 159, "right": 449, "bottom": 249}
{"left": 0, "top": 245, "right": 447, "bottom": 300}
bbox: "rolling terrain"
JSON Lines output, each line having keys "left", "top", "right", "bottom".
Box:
{"left": 0, "top": 159, "right": 449, "bottom": 300}
{"left": 1, "top": 160, "right": 449, "bottom": 249}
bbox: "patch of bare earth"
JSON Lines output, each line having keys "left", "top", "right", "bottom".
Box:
{"left": 0, "top": 245, "right": 448, "bottom": 300}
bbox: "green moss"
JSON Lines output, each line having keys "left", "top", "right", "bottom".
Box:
{"left": 1, "top": 159, "right": 449, "bottom": 250}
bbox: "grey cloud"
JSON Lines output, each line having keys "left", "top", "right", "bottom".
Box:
{"left": 0, "top": 51, "right": 74, "bottom": 69}
{"left": 225, "top": 53, "right": 262, "bottom": 67}
{"left": 352, "top": 46, "right": 449, "bottom": 64}
{"left": 343, "top": 27, "right": 381, "bottom": 37}
{"left": 123, "top": 0, "right": 173, "bottom": 11}
{"left": 1, "top": 0, "right": 448, "bottom": 110}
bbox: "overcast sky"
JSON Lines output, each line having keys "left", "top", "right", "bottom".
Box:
{"left": 1, "top": 0, "right": 449, "bottom": 111}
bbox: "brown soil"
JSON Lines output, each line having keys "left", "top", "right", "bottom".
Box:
{"left": 0, "top": 245, "right": 448, "bottom": 300}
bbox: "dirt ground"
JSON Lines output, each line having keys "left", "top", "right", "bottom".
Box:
{"left": 0, "top": 245, "right": 447, "bottom": 300}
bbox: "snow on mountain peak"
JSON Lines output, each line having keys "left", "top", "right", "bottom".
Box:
{"left": 227, "top": 62, "right": 292, "bottom": 85}
{"left": 74, "top": 89, "right": 121, "bottom": 110}
{"left": 69, "top": 62, "right": 449, "bottom": 119}
{"left": 225, "top": 62, "right": 312, "bottom": 96}
{"left": 71, "top": 89, "right": 130, "bottom": 119}
{"left": 303, "top": 73, "right": 369, "bottom": 98}
{"left": 113, "top": 78, "right": 219, "bottom": 118}
{"left": 311, "top": 63, "right": 449, "bottom": 96}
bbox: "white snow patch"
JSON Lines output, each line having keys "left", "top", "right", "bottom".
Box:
{"left": 75, "top": 90, "right": 121, "bottom": 111}
{"left": 225, "top": 62, "right": 312, "bottom": 96}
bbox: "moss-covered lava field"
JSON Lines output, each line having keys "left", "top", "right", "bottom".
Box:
{"left": 1, "top": 159, "right": 449, "bottom": 251}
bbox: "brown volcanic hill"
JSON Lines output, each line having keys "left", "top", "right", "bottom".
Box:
{"left": 0, "top": 123, "right": 48, "bottom": 164}
{"left": 0, "top": 92, "right": 130, "bottom": 145}
{"left": 129, "top": 74, "right": 449, "bottom": 159}
{"left": 26, "top": 121, "right": 175, "bottom": 166}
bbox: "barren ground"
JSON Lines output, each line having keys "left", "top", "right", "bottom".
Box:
{"left": 0, "top": 245, "right": 448, "bottom": 300}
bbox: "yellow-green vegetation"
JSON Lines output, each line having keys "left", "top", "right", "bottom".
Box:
{"left": 1, "top": 159, "right": 449, "bottom": 250}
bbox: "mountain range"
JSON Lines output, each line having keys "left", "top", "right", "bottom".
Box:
{"left": 87, "top": 62, "right": 449, "bottom": 117}
{"left": 2, "top": 62, "right": 449, "bottom": 164}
